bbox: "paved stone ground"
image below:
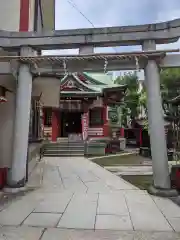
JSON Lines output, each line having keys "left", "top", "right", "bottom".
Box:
{"left": 0, "top": 156, "right": 180, "bottom": 239}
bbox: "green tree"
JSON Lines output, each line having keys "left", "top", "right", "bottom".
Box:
{"left": 160, "top": 68, "right": 180, "bottom": 101}
{"left": 115, "top": 68, "right": 180, "bottom": 129}
{"left": 115, "top": 72, "right": 141, "bottom": 127}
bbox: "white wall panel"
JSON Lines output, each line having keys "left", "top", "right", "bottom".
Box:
{"left": 0, "top": 0, "right": 21, "bottom": 31}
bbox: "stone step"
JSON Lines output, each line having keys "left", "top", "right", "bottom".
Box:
{"left": 43, "top": 147, "right": 84, "bottom": 151}
{"left": 43, "top": 147, "right": 85, "bottom": 157}
{"left": 43, "top": 147, "right": 84, "bottom": 152}
{"left": 43, "top": 144, "right": 84, "bottom": 149}
{"left": 43, "top": 152, "right": 84, "bottom": 157}
{"left": 43, "top": 141, "right": 85, "bottom": 156}
{"left": 44, "top": 143, "right": 84, "bottom": 147}
{"left": 43, "top": 149, "right": 84, "bottom": 153}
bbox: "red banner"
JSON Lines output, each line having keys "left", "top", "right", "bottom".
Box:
{"left": 81, "top": 112, "right": 89, "bottom": 140}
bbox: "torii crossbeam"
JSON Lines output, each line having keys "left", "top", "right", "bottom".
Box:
{"left": 2, "top": 18, "right": 180, "bottom": 197}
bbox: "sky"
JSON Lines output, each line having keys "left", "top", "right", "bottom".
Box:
{"left": 44, "top": 0, "right": 180, "bottom": 77}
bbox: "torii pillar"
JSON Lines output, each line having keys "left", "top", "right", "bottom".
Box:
{"left": 142, "top": 40, "right": 177, "bottom": 196}
{"left": 7, "top": 46, "right": 33, "bottom": 188}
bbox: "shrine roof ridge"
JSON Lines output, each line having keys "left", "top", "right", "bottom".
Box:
{"left": 0, "top": 18, "right": 180, "bottom": 49}
{"left": 59, "top": 72, "right": 125, "bottom": 94}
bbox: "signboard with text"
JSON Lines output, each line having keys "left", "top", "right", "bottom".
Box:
{"left": 81, "top": 112, "right": 89, "bottom": 141}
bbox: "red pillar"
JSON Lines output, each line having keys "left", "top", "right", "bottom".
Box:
{"left": 103, "top": 105, "right": 109, "bottom": 137}
{"left": 51, "top": 109, "right": 58, "bottom": 142}
{"left": 58, "top": 112, "right": 61, "bottom": 138}
{"left": 120, "top": 127, "right": 125, "bottom": 137}
{"left": 19, "top": 0, "right": 30, "bottom": 31}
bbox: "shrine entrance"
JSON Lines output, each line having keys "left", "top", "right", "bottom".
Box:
{"left": 60, "top": 111, "right": 82, "bottom": 137}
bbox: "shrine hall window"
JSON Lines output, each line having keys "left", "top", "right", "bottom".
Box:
{"left": 44, "top": 108, "right": 52, "bottom": 127}
{"left": 89, "top": 107, "right": 103, "bottom": 127}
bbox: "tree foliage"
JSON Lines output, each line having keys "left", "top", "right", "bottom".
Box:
{"left": 115, "top": 72, "right": 141, "bottom": 127}
{"left": 160, "top": 68, "right": 180, "bottom": 101}
{"left": 115, "top": 68, "right": 180, "bottom": 128}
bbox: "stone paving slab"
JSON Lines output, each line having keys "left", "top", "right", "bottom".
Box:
{"left": 152, "top": 196, "right": 180, "bottom": 218}
{"left": 42, "top": 164, "right": 64, "bottom": 189}
{"left": 34, "top": 192, "right": 73, "bottom": 213}
{"left": 27, "top": 161, "right": 44, "bottom": 187}
{"left": 23, "top": 212, "right": 62, "bottom": 228}
{"left": 97, "top": 193, "right": 128, "bottom": 215}
{"left": 57, "top": 193, "right": 98, "bottom": 229}
{"left": 168, "top": 217, "right": 180, "bottom": 232}
{"left": 152, "top": 196, "right": 180, "bottom": 232}
{"left": 41, "top": 228, "right": 180, "bottom": 240}
{"left": 74, "top": 170, "right": 100, "bottom": 183}
{"left": 125, "top": 193, "right": 173, "bottom": 231}
{"left": 0, "top": 198, "right": 38, "bottom": 226}
{"left": 0, "top": 156, "right": 180, "bottom": 234}
{"left": 0, "top": 227, "right": 180, "bottom": 240}
{"left": 95, "top": 215, "right": 133, "bottom": 230}
{"left": 0, "top": 226, "right": 44, "bottom": 240}
{"left": 63, "top": 177, "right": 87, "bottom": 192}
{"left": 86, "top": 181, "right": 112, "bottom": 194}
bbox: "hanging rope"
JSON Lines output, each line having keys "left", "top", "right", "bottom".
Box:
{"left": 63, "top": 58, "right": 68, "bottom": 75}
{"left": 104, "top": 58, "right": 108, "bottom": 74}
{"left": 0, "top": 49, "right": 175, "bottom": 63}
{"left": 135, "top": 56, "right": 140, "bottom": 72}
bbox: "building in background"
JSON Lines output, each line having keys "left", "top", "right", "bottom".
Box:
{"left": 43, "top": 72, "right": 126, "bottom": 142}
{"left": 0, "top": 0, "right": 55, "bottom": 32}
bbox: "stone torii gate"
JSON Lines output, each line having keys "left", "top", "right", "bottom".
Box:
{"left": 1, "top": 18, "right": 180, "bottom": 196}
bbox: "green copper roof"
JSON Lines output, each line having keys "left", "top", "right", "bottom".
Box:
{"left": 84, "top": 72, "right": 114, "bottom": 85}
{"left": 60, "top": 72, "right": 125, "bottom": 95}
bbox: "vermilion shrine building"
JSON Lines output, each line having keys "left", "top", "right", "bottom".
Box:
{"left": 43, "top": 72, "right": 126, "bottom": 142}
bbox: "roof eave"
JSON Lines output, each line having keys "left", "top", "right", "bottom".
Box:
{"left": 102, "top": 85, "right": 127, "bottom": 93}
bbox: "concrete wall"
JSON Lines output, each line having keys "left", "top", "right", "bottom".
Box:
{"left": 32, "top": 77, "right": 61, "bottom": 108}
{"left": 0, "top": 0, "right": 43, "bottom": 32}
{"left": 0, "top": 0, "right": 34, "bottom": 31}
{"left": 0, "top": 0, "right": 21, "bottom": 31}
{"left": 0, "top": 91, "right": 15, "bottom": 168}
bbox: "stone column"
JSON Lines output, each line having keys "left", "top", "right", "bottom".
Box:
{"left": 7, "top": 47, "right": 33, "bottom": 188}
{"left": 79, "top": 46, "right": 94, "bottom": 55}
{"left": 142, "top": 41, "right": 176, "bottom": 195}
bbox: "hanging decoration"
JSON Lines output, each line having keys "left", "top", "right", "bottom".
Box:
{"left": 135, "top": 56, "right": 140, "bottom": 72}
{"left": 63, "top": 58, "right": 68, "bottom": 76}
{"left": 0, "top": 96, "right": 7, "bottom": 103}
{"left": 104, "top": 58, "right": 108, "bottom": 74}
